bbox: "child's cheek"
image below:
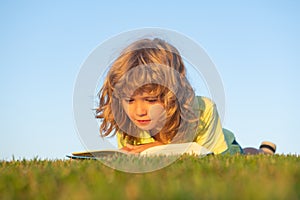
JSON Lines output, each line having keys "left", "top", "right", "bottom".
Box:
{"left": 149, "top": 104, "right": 166, "bottom": 120}
{"left": 148, "top": 104, "right": 167, "bottom": 135}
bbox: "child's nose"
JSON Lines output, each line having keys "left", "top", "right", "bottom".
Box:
{"left": 135, "top": 102, "right": 147, "bottom": 116}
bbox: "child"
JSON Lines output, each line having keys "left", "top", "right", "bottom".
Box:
{"left": 96, "top": 38, "right": 275, "bottom": 155}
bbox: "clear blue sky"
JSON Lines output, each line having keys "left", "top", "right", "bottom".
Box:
{"left": 1, "top": 1, "right": 299, "bottom": 160}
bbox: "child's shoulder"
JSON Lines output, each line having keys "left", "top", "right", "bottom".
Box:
{"left": 195, "top": 96, "right": 216, "bottom": 110}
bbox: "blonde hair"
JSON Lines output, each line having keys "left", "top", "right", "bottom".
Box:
{"left": 96, "top": 38, "right": 198, "bottom": 144}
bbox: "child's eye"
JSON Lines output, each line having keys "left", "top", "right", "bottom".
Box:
{"left": 123, "top": 98, "right": 134, "bottom": 103}
{"left": 146, "top": 98, "right": 159, "bottom": 103}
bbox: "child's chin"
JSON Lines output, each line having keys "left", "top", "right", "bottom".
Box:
{"left": 137, "top": 125, "right": 152, "bottom": 131}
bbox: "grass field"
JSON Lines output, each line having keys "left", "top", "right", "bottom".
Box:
{"left": 1, "top": 154, "right": 299, "bottom": 200}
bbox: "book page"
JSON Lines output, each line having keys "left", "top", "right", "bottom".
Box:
{"left": 72, "top": 149, "right": 126, "bottom": 157}
{"left": 140, "top": 142, "right": 211, "bottom": 156}
{"left": 70, "top": 142, "right": 212, "bottom": 158}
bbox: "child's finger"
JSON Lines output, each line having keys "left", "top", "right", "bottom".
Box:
{"left": 125, "top": 144, "right": 136, "bottom": 149}
{"left": 121, "top": 146, "right": 131, "bottom": 152}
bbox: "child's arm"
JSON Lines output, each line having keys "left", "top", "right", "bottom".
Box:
{"left": 194, "top": 97, "right": 228, "bottom": 154}
{"left": 122, "top": 141, "right": 164, "bottom": 153}
{"left": 117, "top": 131, "right": 156, "bottom": 149}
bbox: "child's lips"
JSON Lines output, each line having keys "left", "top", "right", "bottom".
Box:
{"left": 136, "top": 119, "right": 151, "bottom": 125}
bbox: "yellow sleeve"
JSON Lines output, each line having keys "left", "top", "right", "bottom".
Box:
{"left": 117, "top": 132, "right": 125, "bottom": 148}
{"left": 194, "top": 97, "right": 228, "bottom": 154}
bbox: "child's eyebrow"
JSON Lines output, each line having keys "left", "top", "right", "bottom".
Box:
{"left": 121, "top": 95, "right": 159, "bottom": 99}
{"left": 144, "top": 96, "right": 158, "bottom": 99}
{"left": 122, "top": 96, "right": 132, "bottom": 99}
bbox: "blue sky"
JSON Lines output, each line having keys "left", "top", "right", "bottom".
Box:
{"left": 1, "top": 1, "right": 299, "bottom": 160}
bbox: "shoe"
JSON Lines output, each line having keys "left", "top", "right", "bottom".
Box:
{"left": 259, "top": 141, "right": 276, "bottom": 155}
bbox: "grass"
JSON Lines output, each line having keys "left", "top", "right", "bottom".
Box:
{"left": 0, "top": 154, "right": 299, "bottom": 200}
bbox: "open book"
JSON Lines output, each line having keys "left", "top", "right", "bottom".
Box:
{"left": 66, "top": 142, "right": 213, "bottom": 159}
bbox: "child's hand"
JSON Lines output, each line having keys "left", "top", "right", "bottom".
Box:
{"left": 122, "top": 141, "right": 164, "bottom": 153}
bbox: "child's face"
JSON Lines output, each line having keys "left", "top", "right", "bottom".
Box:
{"left": 121, "top": 92, "right": 166, "bottom": 132}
